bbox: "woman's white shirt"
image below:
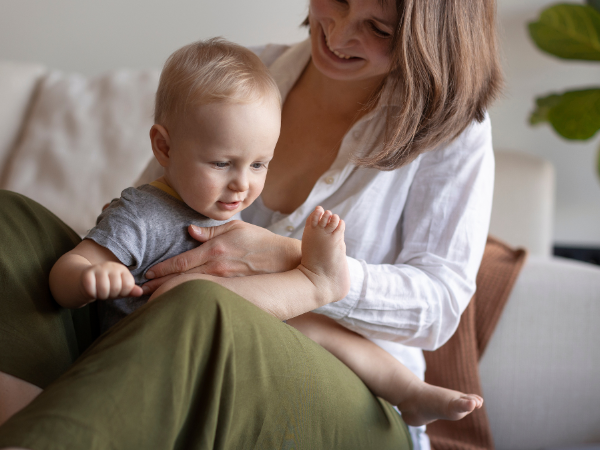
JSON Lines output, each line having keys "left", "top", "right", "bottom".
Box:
{"left": 136, "top": 40, "right": 495, "bottom": 385}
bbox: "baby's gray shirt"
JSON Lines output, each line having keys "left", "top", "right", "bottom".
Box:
{"left": 85, "top": 184, "right": 228, "bottom": 332}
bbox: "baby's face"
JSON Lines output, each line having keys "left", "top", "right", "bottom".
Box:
{"left": 164, "top": 99, "right": 280, "bottom": 220}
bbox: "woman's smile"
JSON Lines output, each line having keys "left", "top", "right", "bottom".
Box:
{"left": 323, "top": 29, "right": 357, "bottom": 61}
{"left": 308, "top": 0, "right": 396, "bottom": 83}
{"left": 320, "top": 28, "right": 363, "bottom": 64}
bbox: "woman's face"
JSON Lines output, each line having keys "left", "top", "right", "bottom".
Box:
{"left": 308, "top": 0, "right": 397, "bottom": 84}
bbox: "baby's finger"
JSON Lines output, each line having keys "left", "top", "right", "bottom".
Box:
{"left": 120, "top": 271, "right": 133, "bottom": 296}
{"left": 130, "top": 285, "right": 144, "bottom": 297}
{"left": 95, "top": 270, "right": 111, "bottom": 300}
{"left": 120, "top": 272, "right": 139, "bottom": 297}
{"left": 81, "top": 269, "right": 97, "bottom": 299}
{"left": 108, "top": 270, "right": 123, "bottom": 299}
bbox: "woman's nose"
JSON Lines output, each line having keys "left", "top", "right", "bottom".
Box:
{"left": 327, "top": 12, "right": 358, "bottom": 49}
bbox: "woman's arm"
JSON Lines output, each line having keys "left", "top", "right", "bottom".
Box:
{"left": 314, "top": 117, "right": 495, "bottom": 350}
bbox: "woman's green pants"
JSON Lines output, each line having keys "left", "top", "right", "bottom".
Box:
{"left": 0, "top": 190, "right": 411, "bottom": 450}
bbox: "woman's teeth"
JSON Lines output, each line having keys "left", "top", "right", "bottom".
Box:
{"left": 325, "top": 36, "right": 352, "bottom": 59}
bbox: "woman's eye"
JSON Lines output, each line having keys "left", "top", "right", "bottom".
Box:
{"left": 370, "top": 23, "right": 391, "bottom": 38}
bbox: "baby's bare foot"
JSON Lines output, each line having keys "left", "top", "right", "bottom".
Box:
{"left": 398, "top": 382, "right": 483, "bottom": 427}
{"left": 298, "top": 206, "right": 350, "bottom": 304}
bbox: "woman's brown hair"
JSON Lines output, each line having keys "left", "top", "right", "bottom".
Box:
{"left": 306, "top": 0, "right": 503, "bottom": 170}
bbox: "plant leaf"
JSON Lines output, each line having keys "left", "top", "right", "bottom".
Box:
{"left": 536, "top": 89, "right": 600, "bottom": 140}
{"left": 587, "top": 0, "right": 600, "bottom": 14}
{"left": 528, "top": 4, "right": 600, "bottom": 61}
{"left": 529, "top": 94, "right": 563, "bottom": 125}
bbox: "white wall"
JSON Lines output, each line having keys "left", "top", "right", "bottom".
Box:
{"left": 2, "top": 0, "right": 600, "bottom": 246}
{"left": 0, "top": 0, "right": 309, "bottom": 75}
{"left": 491, "top": 0, "right": 600, "bottom": 246}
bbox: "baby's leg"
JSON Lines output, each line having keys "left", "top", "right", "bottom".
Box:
{"left": 150, "top": 207, "right": 350, "bottom": 321}
{"left": 287, "top": 312, "right": 483, "bottom": 427}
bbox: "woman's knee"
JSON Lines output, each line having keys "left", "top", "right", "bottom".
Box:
{"left": 0, "top": 189, "right": 20, "bottom": 203}
{"left": 0, "top": 190, "right": 43, "bottom": 219}
{"left": 147, "top": 279, "right": 254, "bottom": 329}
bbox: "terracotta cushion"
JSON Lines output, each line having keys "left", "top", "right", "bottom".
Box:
{"left": 424, "top": 236, "right": 527, "bottom": 450}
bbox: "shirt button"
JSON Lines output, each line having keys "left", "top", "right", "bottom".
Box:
{"left": 324, "top": 176, "right": 335, "bottom": 185}
{"left": 286, "top": 225, "right": 295, "bottom": 232}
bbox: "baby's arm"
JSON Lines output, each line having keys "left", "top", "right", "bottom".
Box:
{"left": 49, "top": 239, "right": 143, "bottom": 309}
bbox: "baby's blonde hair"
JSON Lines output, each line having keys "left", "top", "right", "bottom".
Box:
{"left": 154, "top": 38, "right": 281, "bottom": 125}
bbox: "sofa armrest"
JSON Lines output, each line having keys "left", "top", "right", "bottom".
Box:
{"left": 490, "top": 151, "right": 555, "bottom": 257}
{"left": 479, "top": 256, "right": 600, "bottom": 449}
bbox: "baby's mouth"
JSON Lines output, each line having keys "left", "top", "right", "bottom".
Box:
{"left": 218, "top": 200, "right": 242, "bottom": 210}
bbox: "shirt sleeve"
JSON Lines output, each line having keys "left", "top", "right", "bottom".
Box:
{"left": 315, "top": 116, "right": 495, "bottom": 351}
{"left": 85, "top": 189, "right": 147, "bottom": 269}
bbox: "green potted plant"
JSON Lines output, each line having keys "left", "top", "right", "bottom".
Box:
{"left": 528, "top": 1, "right": 600, "bottom": 178}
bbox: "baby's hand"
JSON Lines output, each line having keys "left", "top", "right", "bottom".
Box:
{"left": 80, "top": 262, "right": 143, "bottom": 300}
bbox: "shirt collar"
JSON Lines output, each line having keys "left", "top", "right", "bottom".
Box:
{"left": 267, "top": 38, "right": 400, "bottom": 109}
{"left": 268, "top": 39, "right": 312, "bottom": 104}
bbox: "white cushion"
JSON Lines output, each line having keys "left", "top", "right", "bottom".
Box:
{"left": 0, "top": 61, "right": 46, "bottom": 175}
{"left": 480, "top": 256, "right": 600, "bottom": 449}
{"left": 490, "top": 151, "right": 555, "bottom": 257}
{"left": 2, "top": 69, "right": 160, "bottom": 236}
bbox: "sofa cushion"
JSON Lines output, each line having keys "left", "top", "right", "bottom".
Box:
{"left": 2, "top": 68, "right": 160, "bottom": 236}
{"left": 480, "top": 256, "right": 600, "bottom": 449}
{"left": 0, "top": 61, "right": 47, "bottom": 176}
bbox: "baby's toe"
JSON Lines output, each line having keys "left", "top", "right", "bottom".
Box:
{"left": 454, "top": 396, "right": 478, "bottom": 413}
{"left": 325, "top": 214, "right": 340, "bottom": 232}
{"left": 334, "top": 219, "right": 346, "bottom": 235}
{"left": 318, "top": 210, "right": 333, "bottom": 228}
{"left": 308, "top": 206, "right": 324, "bottom": 227}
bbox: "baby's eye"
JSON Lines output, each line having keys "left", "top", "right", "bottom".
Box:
{"left": 213, "top": 162, "right": 229, "bottom": 168}
{"left": 251, "top": 162, "right": 266, "bottom": 170}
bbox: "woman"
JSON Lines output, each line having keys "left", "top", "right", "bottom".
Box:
{"left": 0, "top": 0, "right": 502, "bottom": 448}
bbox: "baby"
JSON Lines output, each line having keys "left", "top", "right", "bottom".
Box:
{"left": 49, "top": 38, "right": 482, "bottom": 427}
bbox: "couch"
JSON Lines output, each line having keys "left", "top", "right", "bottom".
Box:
{"left": 1, "top": 61, "right": 599, "bottom": 450}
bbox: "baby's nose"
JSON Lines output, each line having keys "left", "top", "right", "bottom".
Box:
{"left": 229, "top": 174, "right": 249, "bottom": 192}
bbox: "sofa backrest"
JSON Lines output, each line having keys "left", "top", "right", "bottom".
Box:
{"left": 0, "top": 61, "right": 47, "bottom": 178}
{"left": 1, "top": 66, "right": 160, "bottom": 236}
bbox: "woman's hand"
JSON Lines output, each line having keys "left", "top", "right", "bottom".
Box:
{"left": 141, "top": 220, "right": 302, "bottom": 295}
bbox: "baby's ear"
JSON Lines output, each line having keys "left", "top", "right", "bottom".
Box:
{"left": 150, "top": 124, "right": 171, "bottom": 167}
